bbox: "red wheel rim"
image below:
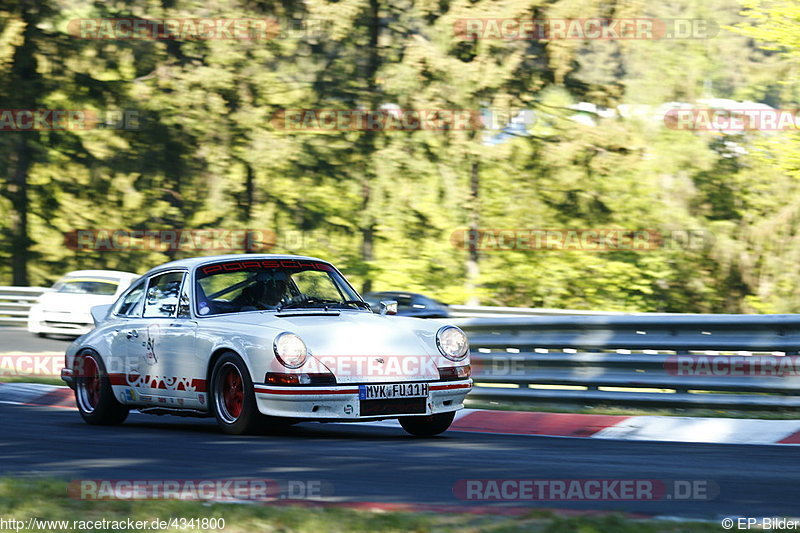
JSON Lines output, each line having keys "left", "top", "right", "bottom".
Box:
{"left": 221, "top": 366, "right": 243, "bottom": 420}
{"left": 86, "top": 357, "right": 100, "bottom": 407}
{"left": 78, "top": 355, "right": 101, "bottom": 412}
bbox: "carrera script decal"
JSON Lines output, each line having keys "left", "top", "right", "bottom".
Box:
{"left": 109, "top": 373, "right": 207, "bottom": 393}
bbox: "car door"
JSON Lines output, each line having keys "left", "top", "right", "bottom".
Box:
{"left": 106, "top": 278, "right": 149, "bottom": 403}
{"left": 134, "top": 270, "right": 199, "bottom": 408}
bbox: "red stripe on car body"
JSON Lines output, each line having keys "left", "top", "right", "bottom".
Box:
{"left": 254, "top": 387, "right": 359, "bottom": 395}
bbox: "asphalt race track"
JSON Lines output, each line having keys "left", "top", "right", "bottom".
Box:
{"left": 0, "top": 402, "right": 798, "bottom": 519}
{"left": 0, "top": 327, "right": 75, "bottom": 352}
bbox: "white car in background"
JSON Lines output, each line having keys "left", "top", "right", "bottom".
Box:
{"left": 28, "top": 270, "right": 140, "bottom": 337}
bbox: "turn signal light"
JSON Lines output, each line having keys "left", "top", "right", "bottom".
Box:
{"left": 264, "top": 372, "right": 336, "bottom": 385}
{"left": 437, "top": 365, "right": 471, "bottom": 381}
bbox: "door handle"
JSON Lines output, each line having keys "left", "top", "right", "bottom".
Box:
{"left": 126, "top": 330, "right": 139, "bottom": 339}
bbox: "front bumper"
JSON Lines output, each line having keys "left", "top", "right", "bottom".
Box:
{"left": 29, "top": 320, "right": 92, "bottom": 336}
{"left": 254, "top": 379, "right": 472, "bottom": 420}
{"left": 28, "top": 306, "right": 93, "bottom": 336}
{"left": 61, "top": 368, "right": 76, "bottom": 389}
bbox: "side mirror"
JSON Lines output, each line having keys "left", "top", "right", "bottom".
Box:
{"left": 379, "top": 300, "right": 398, "bottom": 316}
{"left": 90, "top": 304, "right": 112, "bottom": 326}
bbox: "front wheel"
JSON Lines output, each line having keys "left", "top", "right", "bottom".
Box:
{"left": 399, "top": 411, "right": 455, "bottom": 437}
{"left": 210, "top": 352, "right": 270, "bottom": 435}
{"left": 74, "top": 351, "right": 129, "bottom": 425}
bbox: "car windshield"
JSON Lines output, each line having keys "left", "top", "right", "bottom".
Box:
{"left": 194, "top": 259, "right": 367, "bottom": 316}
{"left": 52, "top": 278, "right": 119, "bottom": 296}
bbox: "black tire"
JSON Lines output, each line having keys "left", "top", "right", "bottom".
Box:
{"left": 210, "top": 352, "right": 270, "bottom": 435}
{"left": 74, "top": 351, "right": 129, "bottom": 425}
{"left": 399, "top": 411, "right": 456, "bottom": 437}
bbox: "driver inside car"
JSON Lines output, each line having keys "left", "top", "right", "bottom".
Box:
{"left": 233, "top": 271, "right": 290, "bottom": 310}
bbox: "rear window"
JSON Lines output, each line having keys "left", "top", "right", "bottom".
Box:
{"left": 52, "top": 278, "right": 119, "bottom": 296}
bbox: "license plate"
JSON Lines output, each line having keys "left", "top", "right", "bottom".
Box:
{"left": 358, "top": 383, "right": 429, "bottom": 400}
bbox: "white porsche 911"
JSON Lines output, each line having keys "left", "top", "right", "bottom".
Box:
{"left": 61, "top": 255, "right": 472, "bottom": 436}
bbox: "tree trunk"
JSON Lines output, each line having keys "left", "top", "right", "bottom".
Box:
{"left": 465, "top": 158, "right": 480, "bottom": 305}
{"left": 9, "top": 136, "right": 31, "bottom": 286}
{"left": 7, "top": 6, "right": 40, "bottom": 287}
{"left": 361, "top": 181, "right": 375, "bottom": 294}
{"left": 244, "top": 162, "right": 254, "bottom": 223}
{"left": 359, "top": 0, "right": 380, "bottom": 294}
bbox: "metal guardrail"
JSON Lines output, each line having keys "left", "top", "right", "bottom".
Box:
{"left": 0, "top": 287, "right": 46, "bottom": 325}
{"left": 456, "top": 315, "right": 800, "bottom": 410}
{"left": 3, "top": 286, "right": 800, "bottom": 410}
{"left": 448, "top": 305, "right": 625, "bottom": 318}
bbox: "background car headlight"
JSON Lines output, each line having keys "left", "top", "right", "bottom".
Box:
{"left": 436, "top": 326, "right": 469, "bottom": 361}
{"left": 273, "top": 332, "right": 308, "bottom": 369}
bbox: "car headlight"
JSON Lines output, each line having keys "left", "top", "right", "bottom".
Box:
{"left": 273, "top": 332, "right": 308, "bottom": 369}
{"left": 436, "top": 326, "right": 469, "bottom": 361}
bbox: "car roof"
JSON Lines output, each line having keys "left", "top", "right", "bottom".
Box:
{"left": 61, "top": 270, "right": 139, "bottom": 279}
{"left": 368, "top": 291, "right": 421, "bottom": 298}
{"left": 365, "top": 291, "right": 448, "bottom": 306}
{"left": 143, "top": 253, "right": 330, "bottom": 276}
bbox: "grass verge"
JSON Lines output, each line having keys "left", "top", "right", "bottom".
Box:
{"left": 0, "top": 478, "right": 724, "bottom": 533}
{"left": 0, "top": 376, "right": 64, "bottom": 386}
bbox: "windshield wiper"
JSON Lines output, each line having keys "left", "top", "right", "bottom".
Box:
{"left": 277, "top": 297, "right": 338, "bottom": 311}
{"left": 277, "top": 297, "right": 372, "bottom": 312}
{"left": 340, "top": 299, "right": 372, "bottom": 310}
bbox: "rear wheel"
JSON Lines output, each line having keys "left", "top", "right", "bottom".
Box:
{"left": 211, "top": 352, "right": 270, "bottom": 435}
{"left": 399, "top": 411, "right": 455, "bottom": 437}
{"left": 74, "top": 351, "right": 129, "bottom": 425}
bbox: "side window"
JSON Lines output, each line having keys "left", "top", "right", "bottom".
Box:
{"left": 177, "top": 276, "right": 191, "bottom": 318}
{"left": 116, "top": 281, "right": 146, "bottom": 317}
{"left": 143, "top": 271, "right": 186, "bottom": 318}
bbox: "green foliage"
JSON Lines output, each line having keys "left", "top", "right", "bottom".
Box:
{"left": 2, "top": 0, "right": 800, "bottom": 312}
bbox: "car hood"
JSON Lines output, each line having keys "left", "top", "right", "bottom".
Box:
{"left": 214, "top": 311, "right": 445, "bottom": 383}
{"left": 34, "top": 291, "right": 116, "bottom": 314}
